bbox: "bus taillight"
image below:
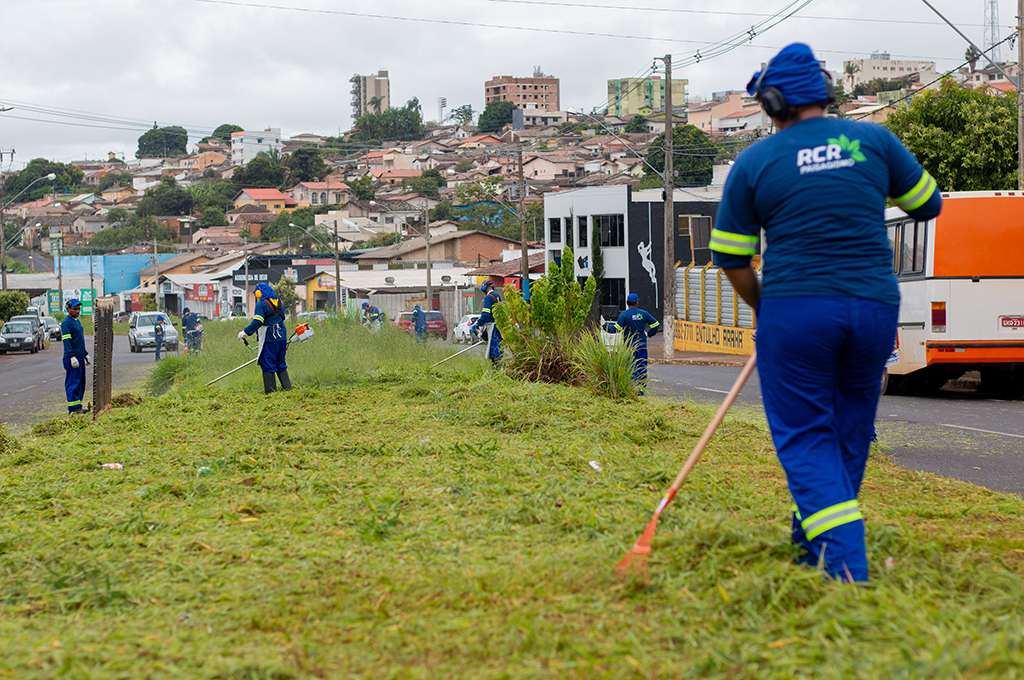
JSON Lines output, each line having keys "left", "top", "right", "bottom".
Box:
{"left": 931, "top": 302, "right": 946, "bottom": 333}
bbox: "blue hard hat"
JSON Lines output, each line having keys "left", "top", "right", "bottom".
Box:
{"left": 626, "top": 293, "right": 639, "bottom": 303}
{"left": 66, "top": 298, "right": 81, "bottom": 309}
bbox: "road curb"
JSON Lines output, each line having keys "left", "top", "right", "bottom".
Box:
{"left": 650, "top": 358, "right": 749, "bottom": 368}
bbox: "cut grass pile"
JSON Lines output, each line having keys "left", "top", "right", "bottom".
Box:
{"left": 1, "top": 320, "right": 1023, "bottom": 678}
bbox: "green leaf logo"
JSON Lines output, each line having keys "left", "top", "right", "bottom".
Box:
{"left": 829, "top": 135, "right": 867, "bottom": 162}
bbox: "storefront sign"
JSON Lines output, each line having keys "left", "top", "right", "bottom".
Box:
{"left": 674, "top": 320, "right": 754, "bottom": 356}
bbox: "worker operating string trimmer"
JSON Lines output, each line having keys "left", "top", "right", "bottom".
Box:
{"left": 205, "top": 282, "right": 315, "bottom": 392}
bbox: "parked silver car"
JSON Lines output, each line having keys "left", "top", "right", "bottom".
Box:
{"left": 128, "top": 312, "right": 178, "bottom": 353}
{"left": 8, "top": 315, "right": 46, "bottom": 351}
{"left": 41, "top": 316, "right": 62, "bottom": 341}
{"left": 0, "top": 321, "right": 38, "bottom": 354}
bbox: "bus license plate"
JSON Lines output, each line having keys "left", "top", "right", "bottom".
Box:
{"left": 1000, "top": 316, "right": 1024, "bottom": 328}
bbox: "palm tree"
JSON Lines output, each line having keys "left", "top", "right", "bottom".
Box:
{"left": 965, "top": 46, "right": 981, "bottom": 73}
{"left": 844, "top": 63, "right": 861, "bottom": 90}
{"left": 368, "top": 96, "right": 384, "bottom": 114}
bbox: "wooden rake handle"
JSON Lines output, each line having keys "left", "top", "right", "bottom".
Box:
{"left": 664, "top": 352, "right": 757, "bottom": 505}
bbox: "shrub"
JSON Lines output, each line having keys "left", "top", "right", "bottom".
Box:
{"left": 573, "top": 329, "right": 639, "bottom": 399}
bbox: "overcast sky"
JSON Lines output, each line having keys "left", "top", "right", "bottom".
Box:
{"left": 0, "top": 0, "right": 1013, "bottom": 169}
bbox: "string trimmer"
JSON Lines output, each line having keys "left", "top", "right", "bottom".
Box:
{"left": 206, "top": 323, "right": 315, "bottom": 386}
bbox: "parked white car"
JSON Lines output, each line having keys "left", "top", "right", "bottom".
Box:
{"left": 451, "top": 314, "right": 482, "bottom": 343}
{"left": 128, "top": 312, "right": 178, "bottom": 353}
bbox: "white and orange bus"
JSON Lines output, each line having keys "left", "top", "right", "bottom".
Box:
{"left": 883, "top": 192, "right": 1024, "bottom": 397}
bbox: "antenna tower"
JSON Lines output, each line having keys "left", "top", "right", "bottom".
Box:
{"left": 984, "top": 0, "right": 1001, "bottom": 62}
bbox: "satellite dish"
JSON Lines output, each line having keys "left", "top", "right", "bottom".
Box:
{"left": 441, "top": 275, "right": 452, "bottom": 283}
{"left": 385, "top": 276, "right": 395, "bottom": 285}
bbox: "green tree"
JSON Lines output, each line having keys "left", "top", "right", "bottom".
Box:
{"left": 97, "top": 171, "right": 133, "bottom": 192}
{"left": 645, "top": 125, "right": 716, "bottom": 187}
{"left": 210, "top": 123, "right": 243, "bottom": 144}
{"left": 844, "top": 62, "right": 861, "bottom": 90}
{"left": 231, "top": 155, "right": 285, "bottom": 188}
{"left": 0, "top": 290, "right": 30, "bottom": 322}
{"left": 360, "top": 232, "right": 402, "bottom": 249}
{"left": 430, "top": 200, "right": 452, "bottom": 221}
{"left": 189, "top": 180, "right": 237, "bottom": 213}
{"left": 852, "top": 76, "right": 912, "bottom": 98}
{"left": 273, "top": 275, "right": 301, "bottom": 319}
{"left": 884, "top": 78, "right": 1017, "bottom": 191}
{"left": 493, "top": 246, "right": 597, "bottom": 384}
{"left": 965, "top": 46, "right": 981, "bottom": 72}
{"left": 260, "top": 207, "right": 315, "bottom": 243}
{"left": 450, "top": 104, "right": 474, "bottom": 126}
{"left": 349, "top": 175, "right": 376, "bottom": 201}
{"left": 368, "top": 96, "right": 385, "bottom": 114}
{"left": 136, "top": 125, "right": 188, "bottom": 158}
{"left": 351, "top": 98, "right": 425, "bottom": 143}
{"left": 284, "top": 147, "right": 329, "bottom": 186}
{"left": 402, "top": 168, "right": 444, "bottom": 198}
{"left": 87, "top": 214, "right": 176, "bottom": 251}
{"left": 454, "top": 158, "right": 475, "bottom": 173}
{"left": 623, "top": 115, "right": 648, "bottom": 133}
{"left": 137, "top": 176, "right": 194, "bottom": 216}
{"left": 2, "top": 159, "right": 84, "bottom": 202}
{"left": 477, "top": 101, "right": 517, "bottom": 134}
{"left": 200, "top": 207, "right": 227, "bottom": 228}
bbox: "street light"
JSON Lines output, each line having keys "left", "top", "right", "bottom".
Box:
{"left": 290, "top": 222, "right": 341, "bottom": 314}
{"left": 371, "top": 200, "right": 432, "bottom": 308}
{"left": 1, "top": 172, "right": 57, "bottom": 291}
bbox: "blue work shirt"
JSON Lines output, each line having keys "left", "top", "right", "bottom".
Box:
{"left": 412, "top": 307, "right": 426, "bottom": 332}
{"left": 711, "top": 117, "right": 942, "bottom": 306}
{"left": 61, "top": 315, "right": 88, "bottom": 361}
{"left": 477, "top": 291, "right": 499, "bottom": 326}
{"left": 182, "top": 312, "right": 198, "bottom": 332}
{"left": 612, "top": 308, "right": 660, "bottom": 348}
{"left": 244, "top": 298, "right": 287, "bottom": 343}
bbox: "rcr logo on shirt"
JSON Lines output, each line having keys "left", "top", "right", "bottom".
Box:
{"left": 796, "top": 135, "right": 867, "bottom": 175}
{"left": 797, "top": 144, "right": 843, "bottom": 167}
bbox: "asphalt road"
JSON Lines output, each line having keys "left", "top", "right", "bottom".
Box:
{"left": 649, "top": 363, "right": 1024, "bottom": 497}
{"left": 5, "top": 248, "right": 54, "bottom": 273}
{"left": 0, "top": 335, "right": 157, "bottom": 429}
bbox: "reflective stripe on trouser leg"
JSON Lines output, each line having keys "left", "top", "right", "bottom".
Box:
{"left": 757, "top": 296, "right": 894, "bottom": 582}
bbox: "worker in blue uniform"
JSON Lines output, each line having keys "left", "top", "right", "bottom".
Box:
{"left": 239, "top": 282, "right": 291, "bottom": 394}
{"left": 412, "top": 304, "right": 427, "bottom": 343}
{"left": 60, "top": 298, "right": 88, "bottom": 414}
{"left": 361, "top": 302, "right": 383, "bottom": 330}
{"left": 182, "top": 307, "right": 201, "bottom": 353}
{"left": 469, "top": 281, "right": 502, "bottom": 364}
{"left": 606, "top": 292, "right": 660, "bottom": 394}
{"left": 710, "top": 43, "right": 942, "bottom": 583}
{"left": 154, "top": 314, "right": 166, "bottom": 361}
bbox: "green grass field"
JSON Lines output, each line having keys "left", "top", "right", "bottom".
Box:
{"left": 1, "top": 321, "right": 1022, "bottom": 678}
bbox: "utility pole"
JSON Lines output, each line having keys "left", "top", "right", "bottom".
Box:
{"left": 517, "top": 146, "right": 529, "bottom": 298}
{"left": 662, "top": 53, "right": 675, "bottom": 361}
{"left": 0, "top": 149, "right": 10, "bottom": 291}
{"left": 424, "top": 206, "right": 432, "bottom": 308}
{"left": 89, "top": 250, "right": 94, "bottom": 305}
{"left": 57, "top": 239, "right": 64, "bottom": 308}
{"left": 333, "top": 224, "right": 342, "bottom": 313}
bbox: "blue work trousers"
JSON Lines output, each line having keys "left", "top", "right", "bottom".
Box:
{"left": 63, "top": 357, "right": 86, "bottom": 413}
{"left": 757, "top": 296, "right": 897, "bottom": 583}
{"left": 154, "top": 332, "right": 163, "bottom": 361}
{"left": 628, "top": 337, "right": 648, "bottom": 394}
{"left": 488, "top": 326, "right": 503, "bottom": 362}
{"left": 259, "top": 341, "right": 288, "bottom": 373}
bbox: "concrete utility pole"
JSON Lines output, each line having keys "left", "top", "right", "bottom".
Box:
{"left": 662, "top": 53, "right": 675, "bottom": 361}
{"left": 333, "top": 224, "right": 342, "bottom": 313}
{"left": 517, "top": 146, "right": 529, "bottom": 297}
{"left": 424, "top": 206, "right": 432, "bottom": 308}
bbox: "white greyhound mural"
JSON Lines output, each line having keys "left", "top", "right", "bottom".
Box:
{"left": 638, "top": 240, "right": 658, "bottom": 298}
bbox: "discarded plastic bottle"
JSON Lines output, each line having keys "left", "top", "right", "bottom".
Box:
{"left": 102, "top": 463, "right": 123, "bottom": 470}
{"left": 198, "top": 466, "right": 213, "bottom": 476}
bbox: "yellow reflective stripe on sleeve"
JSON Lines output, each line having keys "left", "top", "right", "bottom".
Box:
{"left": 893, "top": 171, "right": 937, "bottom": 212}
{"left": 801, "top": 500, "right": 863, "bottom": 540}
{"left": 253, "top": 315, "right": 264, "bottom": 322}
{"left": 791, "top": 503, "right": 802, "bottom": 521}
{"left": 649, "top": 321, "right": 660, "bottom": 328}
{"left": 709, "top": 229, "right": 758, "bottom": 256}
{"left": 62, "top": 334, "right": 71, "bottom": 340}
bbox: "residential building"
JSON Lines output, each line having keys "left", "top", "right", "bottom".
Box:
{"left": 352, "top": 230, "right": 523, "bottom": 268}
{"left": 226, "top": 203, "right": 274, "bottom": 226}
{"left": 232, "top": 188, "right": 297, "bottom": 214}
{"left": 289, "top": 180, "right": 352, "bottom": 207}
{"left": 544, "top": 185, "right": 721, "bottom": 319}
{"left": 350, "top": 70, "right": 391, "bottom": 119}
{"left": 182, "top": 150, "right": 228, "bottom": 171}
{"left": 843, "top": 52, "right": 936, "bottom": 89}
{"left": 230, "top": 128, "right": 283, "bottom": 166}
{"left": 965, "top": 63, "right": 1022, "bottom": 90}
{"left": 607, "top": 76, "right": 688, "bottom": 117}
{"left": 686, "top": 92, "right": 750, "bottom": 133}
{"left": 519, "top": 110, "right": 569, "bottom": 127}
{"left": 485, "top": 70, "right": 560, "bottom": 112}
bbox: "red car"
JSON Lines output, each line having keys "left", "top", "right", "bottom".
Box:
{"left": 394, "top": 310, "right": 447, "bottom": 339}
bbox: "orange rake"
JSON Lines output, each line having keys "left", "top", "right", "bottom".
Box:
{"left": 616, "top": 352, "right": 758, "bottom": 580}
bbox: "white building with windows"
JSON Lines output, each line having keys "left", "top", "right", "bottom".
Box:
{"left": 230, "top": 128, "right": 282, "bottom": 166}
{"left": 843, "top": 52, "right": 936, "bottom": 89}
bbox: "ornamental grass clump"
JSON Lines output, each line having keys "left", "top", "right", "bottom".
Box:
{"left": 573, "top": 329, "right": 639, "bottom": 399}
{"left": 494, "top": 246, "right": 597, "bottom": 384}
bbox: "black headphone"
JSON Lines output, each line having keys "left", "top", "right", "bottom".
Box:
{"left": 754, "top": 58, "right": 837, "bottom": 121}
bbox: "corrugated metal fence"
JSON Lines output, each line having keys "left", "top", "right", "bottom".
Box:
{"left": 675, "top": 263, "right": 759, "bottom": 329}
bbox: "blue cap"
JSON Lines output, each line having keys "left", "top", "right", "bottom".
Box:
{"left": 626, "top": 293, "right": 639, "bottom": 303}
{"left": 361, "top": 302, "right": 368, "bottom": 308}
{"left": 65, "top": 298, "right": 81, "bottom": 309}
{"left": 747, "top": 43, "right": 829, "bottom": 106}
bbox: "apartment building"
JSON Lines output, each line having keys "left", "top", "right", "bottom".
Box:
{"left": 230, "top": 128, "right": 282, "bottom": 166}
{"left": 485, "top": 70, "right": 560, "bottom": 112}
{"left": 350, "top": 70, "right": 391, "bottom": 119}
{"left": 843, "top": 52, "right": 936, "bottom": 89}
{"left": 606, "top": 75, "right": 688, "bottom": 117}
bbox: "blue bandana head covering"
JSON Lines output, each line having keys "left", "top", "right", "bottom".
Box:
{"left": 413, "top": 304, "right": 421, "bottom": 311}
{"left": 254, "top": 282, "right": 279, "bottom": 303}
{"left": 747, "top": 43, "right": 828, "bottom": 107}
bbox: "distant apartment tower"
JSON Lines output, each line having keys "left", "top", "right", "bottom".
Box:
{"left": 607, "top": 76, "right": 688, "bottom": 117}
{"left": 350, "top": 70, "right": 391, "bottom": 119}
{"left": 230, "top": 128, "right": 282, "bottom": 166}
{"left": 843, "top": 52, "right": 936, "bottom": 89}
{"left": 484, "top": 68, "right": 560, "bottom": 112}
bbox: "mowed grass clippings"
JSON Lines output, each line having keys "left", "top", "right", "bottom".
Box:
{"left": 0, "top": 322, "right": 1022, "bottom": 679}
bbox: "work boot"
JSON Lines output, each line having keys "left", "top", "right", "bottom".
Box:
{"left": 277, "top": 370, "right": 292, "bottom": 391}
{"left": 262, "top": 371, "right": 277, "bottom": 394}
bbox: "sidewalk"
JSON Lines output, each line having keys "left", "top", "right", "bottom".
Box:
{"left": 644, "top": 335, "right": 750, "bottom": 367}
